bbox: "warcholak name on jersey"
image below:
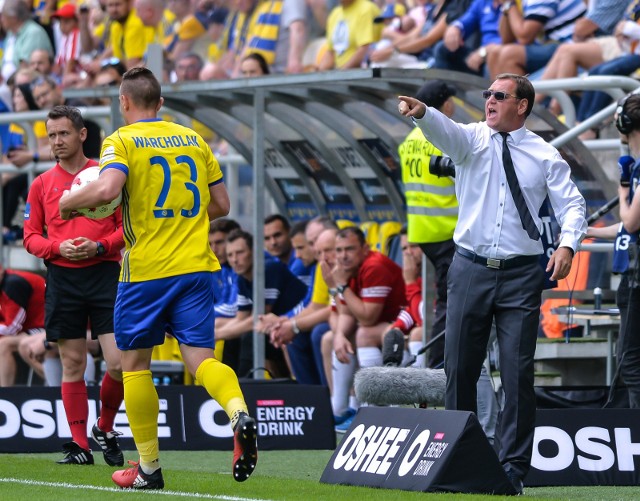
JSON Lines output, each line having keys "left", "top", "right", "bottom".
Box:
{"left": 132, "top": 135, "right": 200, "bottom": 149}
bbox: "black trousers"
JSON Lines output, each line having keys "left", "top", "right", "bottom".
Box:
{"left": 419, "top": 239, "right": 455, "bottom": 368}
{"left": 616, "top": 273, "right": 640, "bottom": 408}
{"left": 445, "top": 253, "right": 544, "bottom": 479}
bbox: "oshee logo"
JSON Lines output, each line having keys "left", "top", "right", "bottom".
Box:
{"left": 0, "top": 398, "right": 168, "bottom": 439}
{"left": 332, "top": 424, "right": 449, "bottom": 477}
{"left": 532, "top": 426, "right": 640, "bottom": 472}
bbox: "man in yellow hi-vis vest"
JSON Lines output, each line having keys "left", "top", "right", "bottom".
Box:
{"left": 398, "top": 80, "right": 458, "bottom": 368}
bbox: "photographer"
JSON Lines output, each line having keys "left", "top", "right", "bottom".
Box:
{"left": 587, "top": 94, "right": 640, "bottom": 408}
{"left": 397, "top": 80, "right": 458, "bottom": 368}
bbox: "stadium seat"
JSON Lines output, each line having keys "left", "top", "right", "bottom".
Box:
{"left": 360, "top": 221, "right": 380, "bottom": 250}
{"left": 378, "top": 221, "right": 402, "bottom": 255}
{"left": 336, "top": 219, "right": 357, "bottom": 229}
{"left": 386, "top": 233, "right": 403, "bottom": 266}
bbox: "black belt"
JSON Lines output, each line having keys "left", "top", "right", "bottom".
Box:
{"left": 456, "top": 247, "right": 540, "bottom": 270}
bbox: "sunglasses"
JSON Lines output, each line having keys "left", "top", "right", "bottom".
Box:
{"left": 482, "top": 90, "right": 521, "bottom": 101}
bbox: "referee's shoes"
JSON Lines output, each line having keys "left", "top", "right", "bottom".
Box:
{"left": 56, "top": 441, "right": 94, "bottom": 465}
{"left": 91, "top": 421, "right": 124, "bottom": 466}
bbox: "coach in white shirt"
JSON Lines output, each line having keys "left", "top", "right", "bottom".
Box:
{"left": 398, "top": 73, "right": 587, "bottom": 494}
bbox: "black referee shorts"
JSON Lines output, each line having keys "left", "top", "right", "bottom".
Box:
{"left": 45, "top": 261, "right": 120, "bottom": 342}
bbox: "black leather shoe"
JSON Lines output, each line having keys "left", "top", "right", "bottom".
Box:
{"left": 505, "top": 470, "right": 523, "bottom": 496}
{"left": 56, "top": 442, "right": 94, "bottom": 465}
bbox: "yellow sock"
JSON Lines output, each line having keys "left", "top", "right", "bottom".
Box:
{"left": 195, "top": 358, "right": 247, "bottom": 428}
{"left": 123, "top": 370, "right": 160, "bottom": 466}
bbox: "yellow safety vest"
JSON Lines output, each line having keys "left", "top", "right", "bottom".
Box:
{"left": 399, "top": 127, "right": 458, "bottom": 243}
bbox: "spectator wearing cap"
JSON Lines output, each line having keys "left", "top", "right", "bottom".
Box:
{"left": 51, "top": 4, "right": 82, "bottom": 85}
{"left": 397, "top": 79, "right": 458, "bottom": 368}
{"left": 318, "top": 0, "right": 382, "bottom": 70}
{"left": 432, "top": 0, "right": 501, "bottom": 76}
{"left": 0, "top": 0, "right": 54, "bottom": 82}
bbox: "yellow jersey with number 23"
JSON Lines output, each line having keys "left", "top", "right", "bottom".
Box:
{"left": 100, "top": 118, "right": 223, "bottom": 283}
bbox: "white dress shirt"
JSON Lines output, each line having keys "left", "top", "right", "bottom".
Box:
{"left": 414, "top": 107, "right": 587, "bottom": 259}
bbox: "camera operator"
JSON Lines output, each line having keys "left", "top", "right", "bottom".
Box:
{"left": 586, "top": 93, "right": 640, "bottom": 408}
{"left": 397, "top": 80, "right": 458, "bottom": 368}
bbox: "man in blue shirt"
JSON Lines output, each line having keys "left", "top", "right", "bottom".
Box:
{"left": 432, "top": 0, "right": 502, "bottom": 76}
{"left": 217, "top": 229, "right": 308, "bottom": 378}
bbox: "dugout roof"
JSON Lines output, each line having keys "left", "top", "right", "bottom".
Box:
{"left": 72, "top": 68, "right": 614, "bottom": 223}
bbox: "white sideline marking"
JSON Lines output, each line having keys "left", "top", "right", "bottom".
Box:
{"left": 0, "top": 478, "right": 272, "bottom": 501}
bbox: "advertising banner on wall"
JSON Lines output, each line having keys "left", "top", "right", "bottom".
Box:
{"left": 526, "top": 409, "right": 640, "bottom": 486}
{"left": 0, "top": 383, "right": 335, "bottom": 453}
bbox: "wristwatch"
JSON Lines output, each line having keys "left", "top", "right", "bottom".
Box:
{"left": 328, "top": 288, "right": 338, "bottom": 297}
{"left": 336, "top": 284, "right": 349, "bottom": 294}
{"left": 478, "top": 46, "right": 487, "bottom": 60}
{"left": 95, "top": 241, "right": 106, "bottom": 256}
{"left": 501, "top": 1, "right": 514, "bottom": 13}
{"left": 291, "top": 318, "right": 301, "bottom": 335}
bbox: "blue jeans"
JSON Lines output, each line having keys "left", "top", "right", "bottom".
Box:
{"left": 577, "top": 54, "right": 640, "bottom": 123}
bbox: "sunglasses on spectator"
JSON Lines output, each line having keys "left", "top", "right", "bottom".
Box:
{"left": 99, "top": 80, "right": 120, "bottom": 87}
{"left": 482, "top": 90, "right": 521, "bottom": 101}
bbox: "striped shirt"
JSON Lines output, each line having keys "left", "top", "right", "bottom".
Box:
{"left": 524, "top": 0, "right": 586, "bottom": 43}
{"left": 585, "top": 0, "right": 631, "bottom": 36}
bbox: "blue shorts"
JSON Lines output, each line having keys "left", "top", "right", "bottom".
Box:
{"left": 114, "top": 272, "right": 216, "bottom": 351}
{"left": 525, "top": 43, "right": 559, "bottom": 74}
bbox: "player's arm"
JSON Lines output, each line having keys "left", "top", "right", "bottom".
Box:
{"left": 99, "top": 209, "right": 126, "bottom": 254}
{"left": 586, "top": 224, "right": 619, "bottom": 240}
{"left": 340, "top": 288, "right": 385, "bottom": 326}
{"left": 333, "top": 310, "right": 357, "bottom": 363}
{"left": 208, "top": 181, "right": 230, "bottom": 220}
{"left": 59, "top": 168, "right": 126, "bottom": 220}
{"left": 24, "top": 179, "right": 56, "bottom": 259}
{"left": 215, "top": 310, "right": 253, "bottom": 340}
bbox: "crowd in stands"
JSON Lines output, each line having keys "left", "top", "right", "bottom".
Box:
{"left": 0, "top": 0, "right": 635, "bottom": 107}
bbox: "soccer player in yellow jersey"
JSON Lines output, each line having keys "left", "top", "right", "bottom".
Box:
{"left": 59, "top": 67, "right": 257, "bottom": 490}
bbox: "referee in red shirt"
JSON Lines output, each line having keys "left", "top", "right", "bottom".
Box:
{"left": 24, "top": 105, "right": 126, "bottom": 466}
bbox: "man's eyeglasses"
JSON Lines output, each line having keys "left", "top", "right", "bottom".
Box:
{"left": 482, "top": 90, "right": 521, "bottom": 101}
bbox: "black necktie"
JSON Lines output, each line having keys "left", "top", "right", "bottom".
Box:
{"left": 499, "top": 132, "right": 540, "bottom": 240}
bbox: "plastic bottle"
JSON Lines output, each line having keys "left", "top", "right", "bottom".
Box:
{"left": 152, "top": 377, "right": 160, "bottom": 386}
{"left": 594, "top": 287, "right": 602, "bottom": 310}
{"left": 162, "top": 375, "right": 172, "bottom": 386}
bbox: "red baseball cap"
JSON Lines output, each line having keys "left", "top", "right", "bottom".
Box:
{"left": 52, "top": 4, "right": 78, "bottom": 19}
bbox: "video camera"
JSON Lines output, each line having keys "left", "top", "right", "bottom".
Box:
{"left": 429, "top": 155, "right": 455, "bottom": 178}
